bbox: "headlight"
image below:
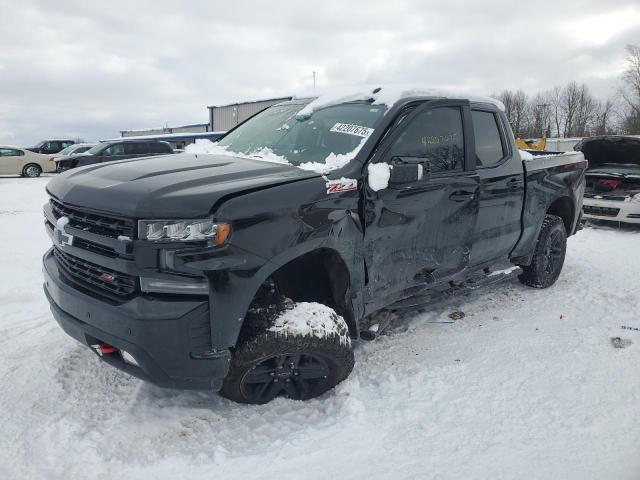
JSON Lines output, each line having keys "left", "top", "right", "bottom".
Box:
{"left": 138, "top": 219, "right": 231, "bottom": 245}
{"left": 633, "top": 193, "right": 640, "bottom": 203}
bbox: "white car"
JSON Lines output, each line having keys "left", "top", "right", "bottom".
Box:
{"left": 578, "top": 136, "right": 640, "bottom": 224}
{"left": 0, "top": 145, "right": 56, "bottom": 177}
{"left": 51, "top": 142, "right": 97, "bottom": 161}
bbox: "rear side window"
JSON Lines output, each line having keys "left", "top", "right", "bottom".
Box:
{"left": 472, "top": 110, "right": 505, "bottom": 168}
{"left": 0, "top": 148, "right": 23, "bottom": 157}
{"left": 103, "top": 143, "right": 125, "bottom": 156}
{"left": 149, "top": 142, "right": 170, "bottom": 153}
{"left": 388, "top": 107, "right": 465, "bottom": 173}
{"left": 124, "top": 143, "right": 149, "bottom": 155}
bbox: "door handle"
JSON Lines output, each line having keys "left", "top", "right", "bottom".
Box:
{"left": 507, "top": 178, "right": 524, "bottom": 190}
{"left": 449, "top": 190, "right": 475, "bottom": 202}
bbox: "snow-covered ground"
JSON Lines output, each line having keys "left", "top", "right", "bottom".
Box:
{"left": 1, "top": 176, "right": 639, "bottom": 480}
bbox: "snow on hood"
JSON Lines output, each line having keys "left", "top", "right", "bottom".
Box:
{"left": 295, "top": 84, "right": 504, "bottom": 120}
{"left": 269, "top": 302, "right": 351, "bottom": 346}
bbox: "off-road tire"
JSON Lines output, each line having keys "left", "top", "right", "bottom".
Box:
{"left": 22, "top": 164, "right": 42, "bottom": 177}
{"left": 518, "top": 214, "right": 567, "bottom": 288}
{"left": 221, "top": 305, "right": 354, "bottom": 404}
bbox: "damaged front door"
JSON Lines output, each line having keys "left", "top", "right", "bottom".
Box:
{"left": 362, "top": 101, "right": 479, "bottom": 313}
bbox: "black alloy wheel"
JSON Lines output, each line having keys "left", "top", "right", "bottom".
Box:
{"left": 240, "top": 352, "right": 331, "bottom": 403}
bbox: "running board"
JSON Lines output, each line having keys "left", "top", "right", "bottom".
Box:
{"left": 388, "top": 265, "right": 522, "bottom": 313}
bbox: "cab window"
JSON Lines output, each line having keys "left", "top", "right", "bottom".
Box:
{"left": 42, "top": 142, "right": 58, "bottom": 153}
{"left": 388, "top": 107, "right": 465, "bottom": 173}
{"left": 149, "top": 142, "right": 170, "bottom": 154}
{"left": 472, "top": 110, "right": 506, "bottom": 168}
{"left": 124, "top": 143, "right": 149, "bottom": 155}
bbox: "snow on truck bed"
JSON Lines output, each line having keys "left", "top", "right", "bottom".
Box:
{"left": 1, "top": 176, "right": 640, "bottom": 480}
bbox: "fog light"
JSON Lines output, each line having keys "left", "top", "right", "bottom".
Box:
{"left": 121, "top": 350, "right": 140, "bottom": 367}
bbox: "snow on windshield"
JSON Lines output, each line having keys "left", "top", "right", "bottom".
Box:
{"left": 188, "top": 102, "right": 385, "bottom": 174}
{"left": 185, "top": 140, "right": 289, "bottom": 165}
{"left": 296, "top": 137, "right": 367, "bottom": 174}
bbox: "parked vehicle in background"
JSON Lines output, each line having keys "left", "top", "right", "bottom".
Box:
{"left": 577, "top": 135, "right": 640, "bottom": 224}
{"left": 49, "top": 143, "right": 98, "bottom": 171}
{"left": 52, "top": 143, "right": 97, "bottom": 160}
{"left": 27, "top": 140, "right": 76, "bottom": 155}
{"left": 43, "top": 87, "right": 586, "bottom": 404}
{"left": 105, "top": 131, "right": 226, "bottom": 151}
{"left": 0, "top": 146, "right": 55, "bottom": 177}
{"left": 55, "top": 140, "right": 174, "bottom": 172}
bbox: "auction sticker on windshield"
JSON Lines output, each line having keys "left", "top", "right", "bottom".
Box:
{"left": 330, "top": 123, "right": 374, "bottom": 138}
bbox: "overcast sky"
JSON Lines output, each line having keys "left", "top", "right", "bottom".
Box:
{"left": 1, "top": 0, "right": 639, "bottom": 146}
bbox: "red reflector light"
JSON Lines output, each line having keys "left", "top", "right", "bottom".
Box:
{"left": 99, "top": 343, "right": 118, "bottom": 355}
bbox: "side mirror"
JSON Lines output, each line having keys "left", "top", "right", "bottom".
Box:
{"left": 389, "top": 157, "right": 431, "bottom": 185}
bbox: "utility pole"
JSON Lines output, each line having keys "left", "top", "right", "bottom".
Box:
{"left": 313, "top": 71, "right": 316, "bottom": 89}
{"left": 536, "top": 103, "right": 550, "bottom": 138}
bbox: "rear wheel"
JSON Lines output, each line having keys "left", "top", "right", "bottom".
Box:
{"left": 222, "top": 302, "right": 354, "bottom": 404}
{"left": 22, "top": 164, "right": 42, "bottom": 178}
{"left": 518, "top": 214, "right": 567, "bottom": 288}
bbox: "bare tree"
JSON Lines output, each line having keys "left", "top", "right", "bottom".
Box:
{"left": 498, "top": 89, "right": 528, "bottom": 137}
{"left": 529, "top": 92, "right": 552, "bottom": 138}
{"left": 620, "top": 44, "right": 640, "bottom": 134}
{"left": 549, "top": 86, "right": 563, "bottom": 137}
{"left": 593, "top": 99, "right": 615, "bottom": 136}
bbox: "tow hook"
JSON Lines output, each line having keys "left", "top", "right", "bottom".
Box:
{"left": 91, "top": 343, "right": 118, "bottom": 356}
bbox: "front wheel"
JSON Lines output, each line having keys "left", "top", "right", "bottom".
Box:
{"left": 222, "top": 302, "right": 354, "bottom": 404}
{"left": 22, "top": 164, "right": 42, "bottom": 177}
{"left": 518, "top": 214, "right": 567, "bottom": 288}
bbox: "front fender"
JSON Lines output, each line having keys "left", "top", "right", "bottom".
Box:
{"left": 207, "top": 177, "right": 365, "bottom": 349}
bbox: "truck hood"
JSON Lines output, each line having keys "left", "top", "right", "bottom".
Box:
{"left": 576, "top": 135, "right": 640, "bottom": 170}
{"left": 46, "top": 153, "right": 322, "bottom": 218}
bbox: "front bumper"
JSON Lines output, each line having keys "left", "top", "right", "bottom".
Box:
{"left": 43, "top": 248, "right": 230, "bottom": 390}
{"left": 583, "top": 198, "right": 640, "bottom": 224}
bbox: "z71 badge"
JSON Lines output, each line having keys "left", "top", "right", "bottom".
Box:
{"left": 326, "top": 178, "right": 358, "bottom": 194}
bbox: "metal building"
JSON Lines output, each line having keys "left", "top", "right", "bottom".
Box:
{"left": 120, "top": 123, "right": 210, "bottom": 138}
{"left": 208, "top": 97, "right": 292, "bottom": 131}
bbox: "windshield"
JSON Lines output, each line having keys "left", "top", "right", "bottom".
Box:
{"left": 86, "top": 144, "right": 107, "bottom": 155}
{"left": 58, "top": 145, "right": 78, "bottom": 155}
{"left": 31, "top": 141, "right": 46, "bottom": 149}
{"left": 216, "top": 102, "right": 386, "bottom": 168}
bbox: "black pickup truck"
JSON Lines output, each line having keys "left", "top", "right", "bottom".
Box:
{"left": 43, "top": 87, "right": 585, "bottom": 404}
